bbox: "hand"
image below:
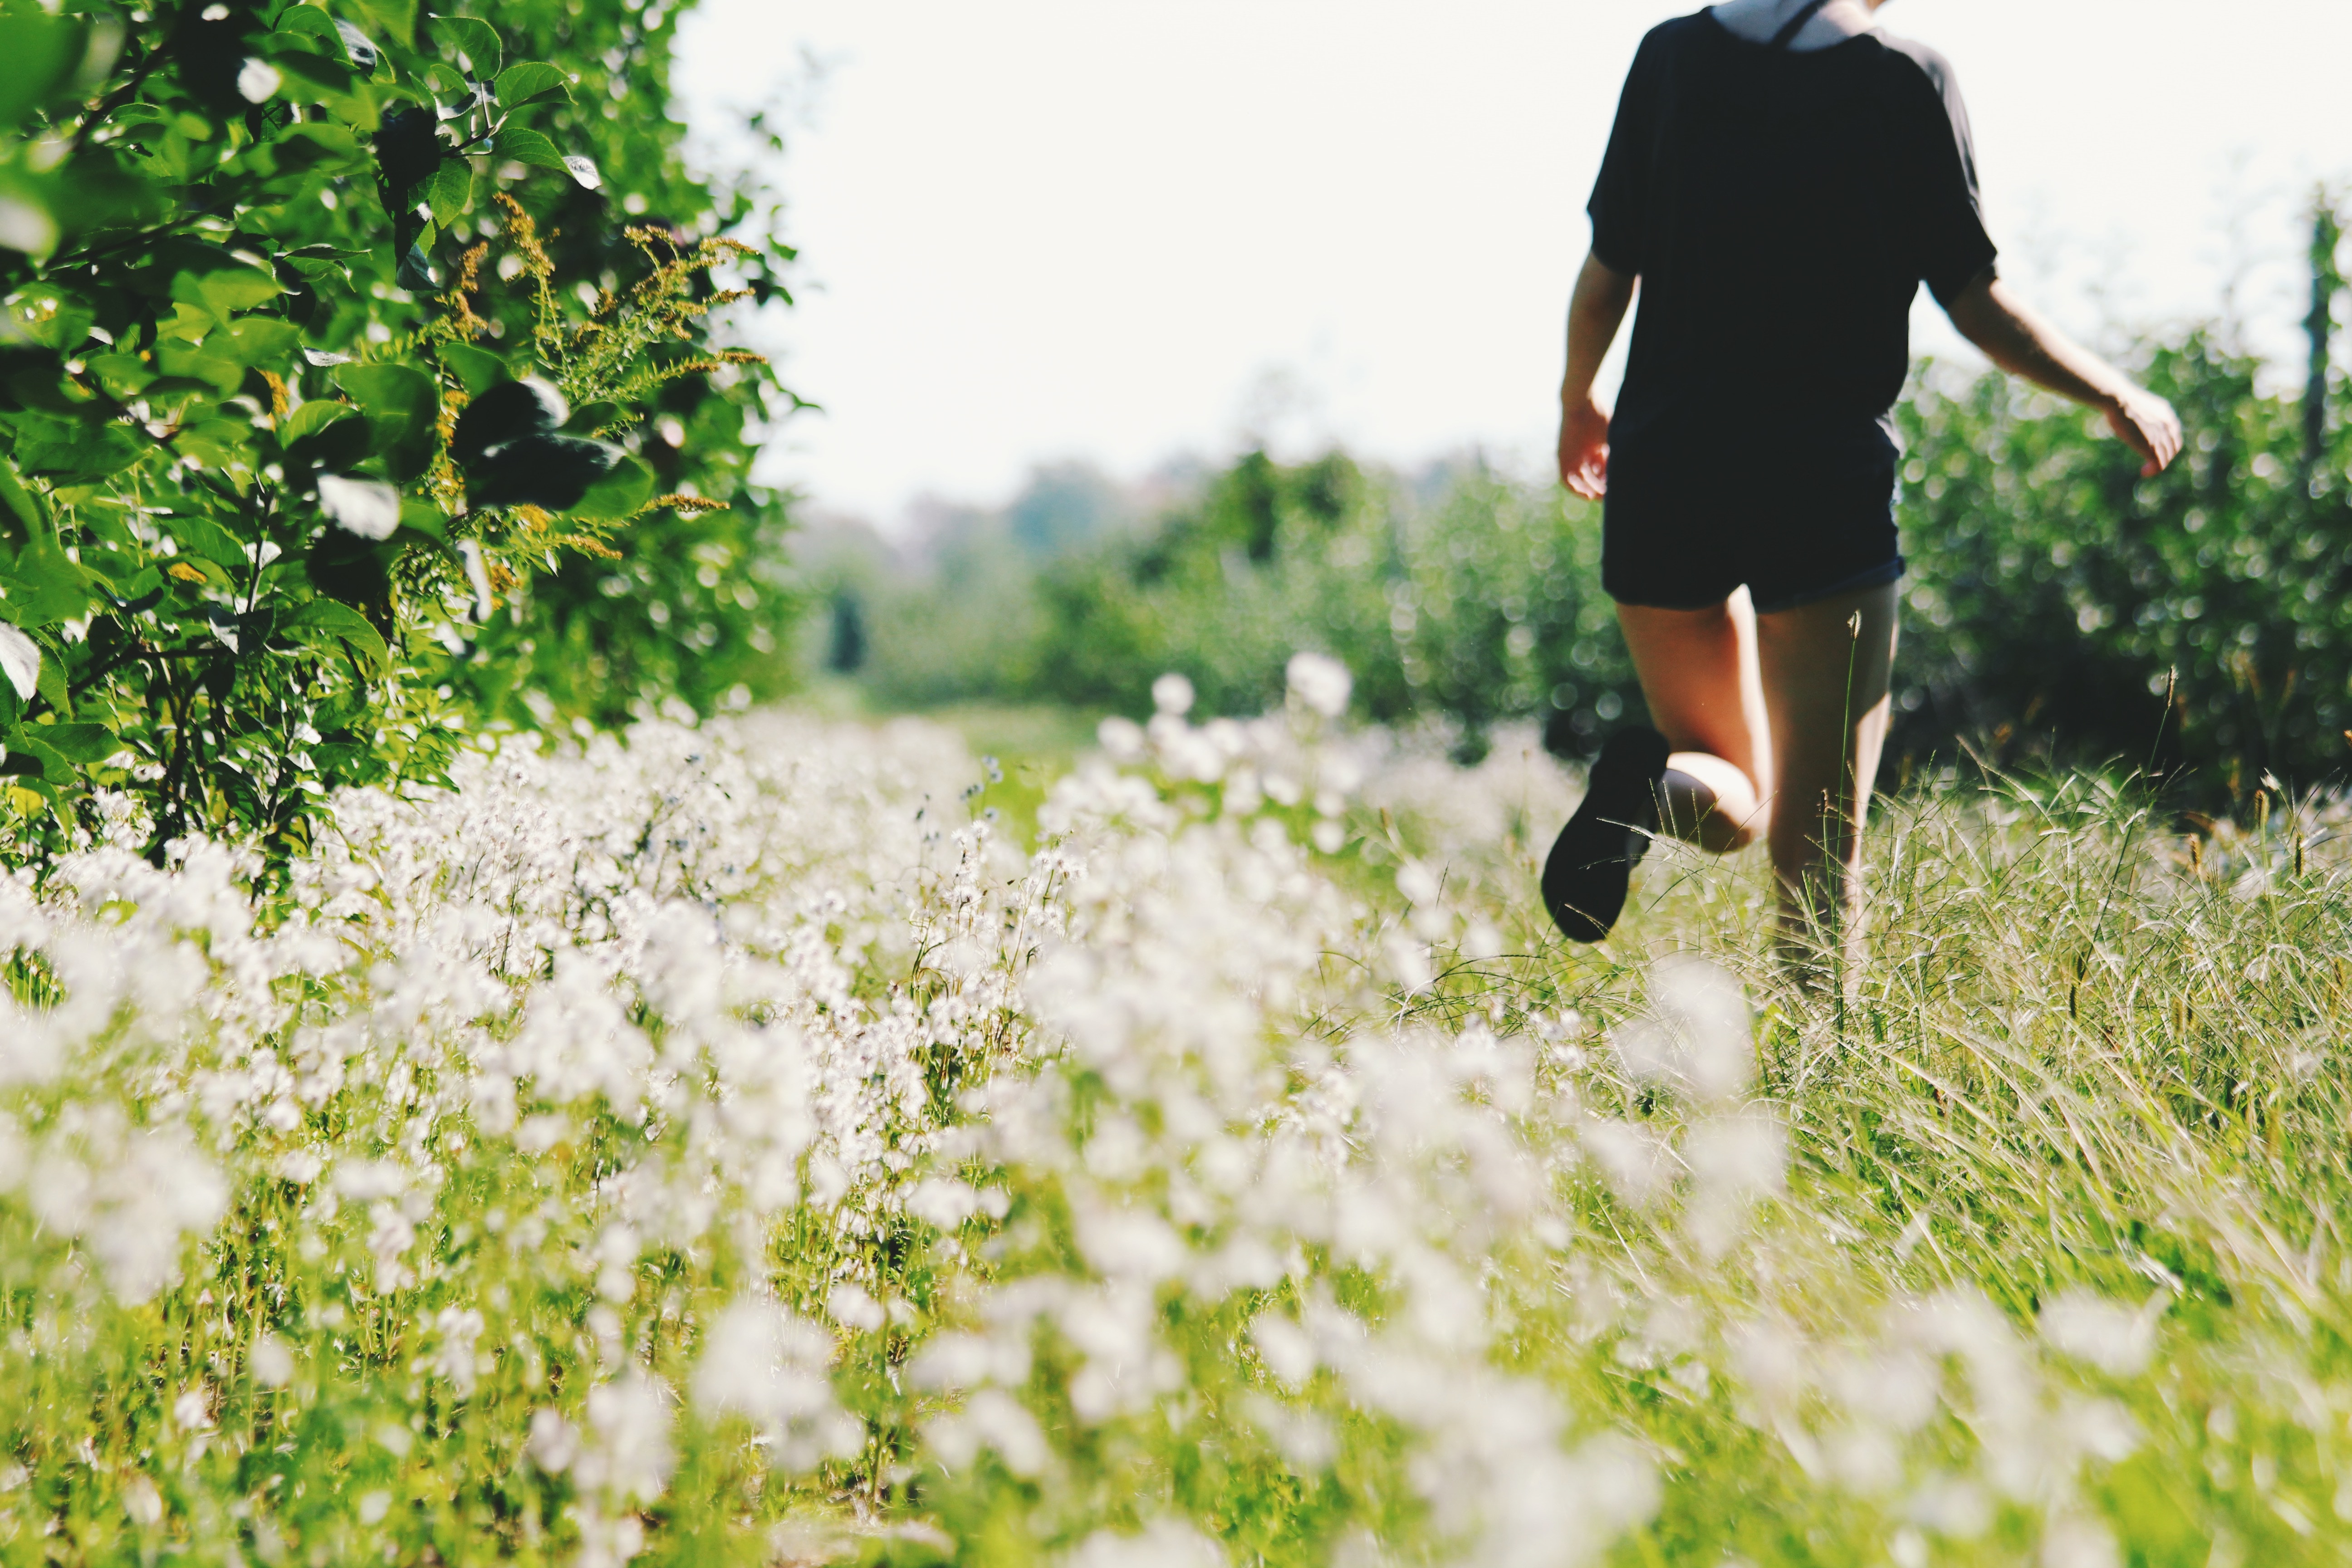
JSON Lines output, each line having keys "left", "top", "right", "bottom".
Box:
{"left": 2103, "top": 384, "right": 2183, "bottom": 478}
{"left": 1558, "top": 396, "right": 1612, "bottom": 500}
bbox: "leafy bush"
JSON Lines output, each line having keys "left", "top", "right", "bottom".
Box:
{"left": 1892, "top": 326, "right": 2352, "bottom": 798}
{"left": 0, "top": 0, "right": 798, "bottom": 867}
{"left": 960, "top": 452, "right": 1642, "bottom": 761}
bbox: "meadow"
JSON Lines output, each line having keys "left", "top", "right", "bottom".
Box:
{"left": 3, "top": 653, "right": 2345, "bottom": 1566}
{"left": 7, "top": 2, "right": 2349, "bottom": 1561}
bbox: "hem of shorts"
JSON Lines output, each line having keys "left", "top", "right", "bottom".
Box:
{"left": 1602, "top": 585, "right": 1741, "bottom": 612}
{"left": 1603, "top": 557, "right": 1905, "bottom": 615}
{"left": 1749, "top": 556, "right": 1905, "bottom": 615}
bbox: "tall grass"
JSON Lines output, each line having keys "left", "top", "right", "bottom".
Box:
{"left": 0, "top": 677, "right": 2344, "bottom": 1565}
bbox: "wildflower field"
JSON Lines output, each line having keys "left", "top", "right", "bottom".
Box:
{"left": 3, "top": 654, "right": 2347, "bottom": 1568}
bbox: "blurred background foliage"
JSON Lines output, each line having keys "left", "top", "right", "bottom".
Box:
{"left": 806, "top": 196, "right": 2350, "bottom": 807}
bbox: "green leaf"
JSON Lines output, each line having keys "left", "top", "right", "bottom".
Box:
{"left": 30, "top": 636, "right": 68, "bottom": 717}
{"left": 563, "top": 400, "right": 624, "bottom": 436}
{"left": 0, "top": 15, "right": 88, "bottom": 129}
{"left": 31, "top": 723, "right": 117, "bottom": 765}
{"left": 266, "top": 46, "right": 363, "bottom": 102}
{"left": 0, "top": 733, "right": 69, "bottom": 788}
{"left": 435, "top": 15, "right": 502, "bottom": 79}
{"left": 273, "top": 122, "right": 363, "bottom": 167}
{"left": 283, "top": 596, "right": 391, "bottom": 676}
{"left": 453, "top": 377, "right": 568, "bottom": 465}
{"left": 438, "top": 343, "right": 510, "bottom": 396}
{"left": 271, "top": 7, "right": 379, "bottom": 75}
{"left": 426, "top": 158, "right": 472, "bottom": 227}
{"left": 165, "top": 512, "right": 250, "bottom": 572}
{"left": 279, "top": 241, "right": 364, "bottom": 285}
{"left": 218, "top": 318, "right": 304, "bottom": 369}
{"left": 168, "top": 255, "right": 284, "bottom": 325}
{"left": 335, "top": 363, "right": 440, "bottom": 482}
{"left": 12, "top": 416, "right": 147, "bottom": 484}
{"left": 397, "top": 242, "right": 440, "bottom": 294}
{"left": 494, "top": 127, "right": 568, "bottom": 173}
{"left": 0, "top": 539, "right": 97, "bottom": 628}
{"left": 570, "top": 453, "right": 654, "bottom": 519}
{"left": 83, "top": 353, "right": 156, "bottom": 399}
{"left": 283, "top": 400, "right": 359, "bottom": 442}
{"left": 273, "top": 7, "right": 345, "bottom": 54}
{"left": 465, "top": 431, "right": 614, "bottom": 510}
{"left": 6, "top": 284, "right": 93, "bottom": 350}
{"left": 493, "top": 60, "right": 571, "bottom": 108}
{"left": 348, "top": 0, "right": 419, "bottom": 49}
{"left": 155, "top": 341, "right": 247, "bottom": 395}
{"left": 0, "top": 457, "right": 48, "bottom": 542}
{"left": 397, "top": 498, "right": 450, "bottom": 542}
{"left": 284, "top": 402, "right": 372, "bottom": 472}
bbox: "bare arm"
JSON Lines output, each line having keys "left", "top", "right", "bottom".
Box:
{"left": 1558, "top": 250, "right": 1637, "bottom": 499}
{"left": 1943, "top": 271, "right": 2183, "bottom": 477}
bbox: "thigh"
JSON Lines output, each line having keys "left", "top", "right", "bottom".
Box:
{"left": 1617, "top": 588, "right": 1769, "bottom": 789}
{"left": 1753, "top": 580, "right": 1899, "bottom": 828}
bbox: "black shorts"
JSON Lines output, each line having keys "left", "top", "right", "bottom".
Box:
{"left": 1601, "top": 420, "right": 1903, "bottom": 614}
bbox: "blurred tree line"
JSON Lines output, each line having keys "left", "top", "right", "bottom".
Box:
{"left": 817, "top": 199, "right": 2350, "bottom": 806}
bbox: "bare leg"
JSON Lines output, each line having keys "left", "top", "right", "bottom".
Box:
{"left": 1753, "top": 582, "right": 1899, "bottom": 958}
{"left": 1617, "top": 588, "right": 1772, "bottom": 853}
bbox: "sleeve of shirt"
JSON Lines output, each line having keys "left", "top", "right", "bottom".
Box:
{"left": 1586, "top": 29, "right": 1666, "bottom": 275}
{"left": 1889, "top": 41, "right": 1999, "bottom": 306}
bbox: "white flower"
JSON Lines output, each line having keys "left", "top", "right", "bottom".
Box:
{"left": 907, "top": 1178, "right": 981, "bottom": 1229}
{"left": 426, "top": 1307, "right": 486, "bottom": 1396}
{"left": 527, "top": 1408, "right": 578, "bottom": 1475}
{"left": 1684, "top": 1115, "right": 1787, "bottom": 1202}
{"left": 1285, "top": 652, "right": 1352, "bottom": 718}
{"left": 250, "top": 1334, "right": 295, "bottom": 1389}
{"left": 25, "top": 1117, "right": 227, "bottom": 1303}
{"left": 2040, "top": 1517, "right": 2122, "bottom": 1568}
{"left": 1249, "top": 1313, "right": 1317, "bottom": 1389}
{"left": 575, "top": 1373, "right": 675, "bottom": 1504}
{"left": 827, "top": 1282, "right": 886, "bottom": 1333}
{"left": 2037, "top": 1289, "right": 2156, "bottom": 1377}
{"left": 1064, "top": 1519, "right": 1225, "bottom": 1568}
{"left": 1580, "top": 1119, "right": 1671, "bottom": 1208}
{"left": 926, "top": 1388, "right": 1050, "bottom": 1478}
{"left": 692, "top": 1299, "right": 860, "bottom": 1471}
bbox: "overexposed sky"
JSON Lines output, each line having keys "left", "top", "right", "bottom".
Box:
{"left": 676, "top": 2, "right": 2352, "bottom": 527}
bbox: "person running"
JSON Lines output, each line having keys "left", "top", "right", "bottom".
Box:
{"left": 1541, "top": 0, "right": 2182, "bottom": 958}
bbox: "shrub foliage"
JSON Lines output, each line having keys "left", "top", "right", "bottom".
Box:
{"left": 0, "top": 0, "right": 797, "bottom": 866}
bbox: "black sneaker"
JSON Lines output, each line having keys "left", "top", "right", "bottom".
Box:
{"left": 1542, "top": 727, "right": 1671, "bottom": 943}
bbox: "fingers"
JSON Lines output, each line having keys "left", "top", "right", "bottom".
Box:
{"left": 2151, "top": 402, "right": 2184, "bottom": 468}
{"left": 2106, "top": 399, "right": 2185, "bottom": 477}
{"left": 2118, "top": 391, "right": 2184, "bottom": 475}
{"left": 1557, "top": 437, "right": 1608, "bottom": 499}
{"left": 1569, "top": 450, "right": 1608, "bottom": 500}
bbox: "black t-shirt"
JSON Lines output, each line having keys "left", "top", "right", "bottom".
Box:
{"left": 1588, "top": 10, "right": 1998, "bottom": 452}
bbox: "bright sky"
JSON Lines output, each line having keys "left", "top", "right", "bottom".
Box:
{"left": 675, "top": 1, "right": 2352, "bottom": 529}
